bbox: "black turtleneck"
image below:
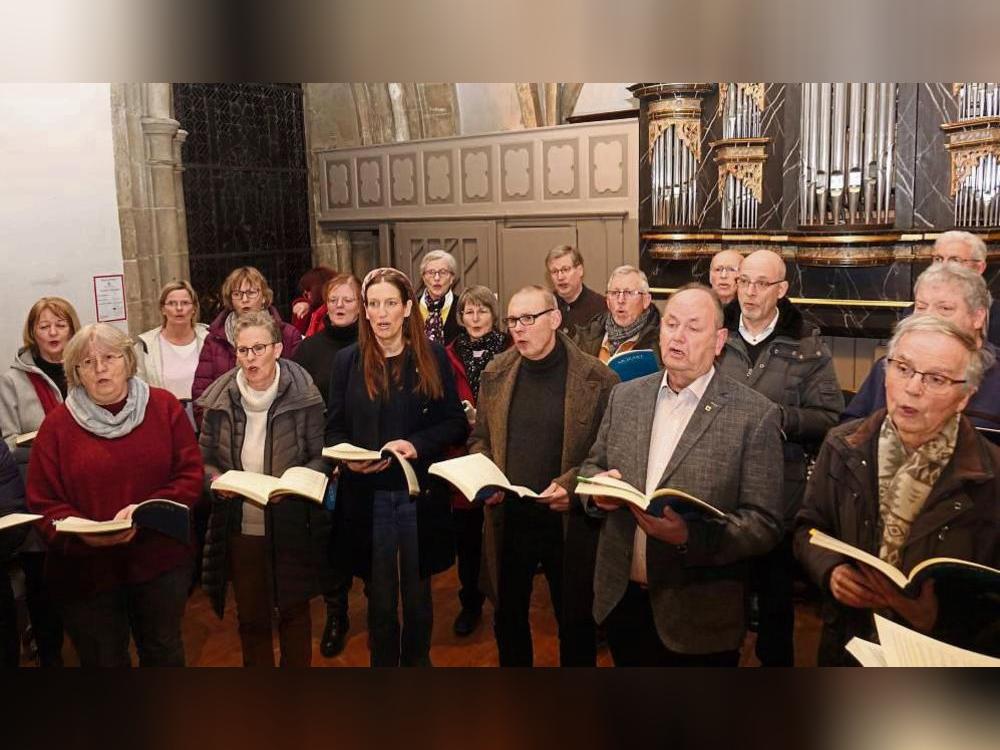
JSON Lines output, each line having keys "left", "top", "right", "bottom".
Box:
{"left": 33, "top": 350, "right": 68, "bottom": 398}
{"left": 292, "top": 319, "right": 360, "bottom": 406}
{"left": 505, "top": 337, "right": 567, "bottom": 493}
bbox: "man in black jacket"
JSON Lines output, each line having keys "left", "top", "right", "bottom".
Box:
{"left": 545, "top": 245, "right": 606, "bottom": 335}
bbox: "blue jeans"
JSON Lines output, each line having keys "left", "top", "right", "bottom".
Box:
{"left": 368, "top": 490, "right": 433, "bottom": 667}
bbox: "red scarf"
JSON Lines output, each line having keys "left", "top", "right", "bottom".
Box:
{"left": 27, "top": 373, "right": 61, "bottom": 415}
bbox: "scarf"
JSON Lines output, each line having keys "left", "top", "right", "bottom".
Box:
{"left": 605, "top": 306, "right": 653, "bottom": 354}
{"left": 876, "top": 413, "right": 960, "bottom": 567}
{"left": 419, "top": 290, "right": 453, "bottom": 344}
{"left": 224, "top": 311, "right": 239, "bottom": 347}
{"left": 453, "top": 330, "right": 507, "bottom": 398}
{"left": 65, "top": 377, "right": 150, "bottom": 439}
{"left": 236, "top": 361, "right": 281, "bottom": 414}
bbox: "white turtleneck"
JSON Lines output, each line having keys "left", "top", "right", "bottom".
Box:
{"left": 236, "top": 363, "right": 280, "bottom": 536}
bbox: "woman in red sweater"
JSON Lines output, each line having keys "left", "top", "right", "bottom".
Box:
{"left": 27, "top": 323, "right": 203, "bottom": 667}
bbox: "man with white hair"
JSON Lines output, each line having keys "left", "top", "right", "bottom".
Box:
{"left": 930, "top": 231, "right": 999, "bottom": 347}
{"left": 573, "top": 265, "right": 662, "bottom": 366}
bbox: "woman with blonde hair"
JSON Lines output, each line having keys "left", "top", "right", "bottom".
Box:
{"left": 135, "top": 281, "right": 209, "bottom": 419}
{"left": 0, "top": 296, "right": 82, "bottom": 665}
{"left": 27, "top": 323, "right": 203, "bottom": 666}
{"left": 191, "top": 266, "right": 302, "bottom": 403}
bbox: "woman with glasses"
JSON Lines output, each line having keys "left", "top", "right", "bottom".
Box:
{"left": 292, "top": 272, "right": 362, "bottom": 659}
{"left": 443, "top": 285, "right": 510, "bottom": 637}
{"left": 416, "top": 250, "right": 461, "bottom": 345}
{"left": 0, "top": 296, "right": 82, "bottom": 666}
{"left": 191, "top": 266, "right": 302, "bottom": 404}
{"left": 134, "top": 281, "right": 209, "bottom": 423}
{"left": 795, "top": 314, "right": 1000, "bottom": 663}
{"left": 198, "top": 311, "right": 331, "bottom": 667}
{"left": 326, "top": 268, "right": 467, "bottom": 666}
{"left": 26, "top": 323, "right": 203, "bottom": 666}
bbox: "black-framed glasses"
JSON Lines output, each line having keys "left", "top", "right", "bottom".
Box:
{"left": 502, "top": 309, "right": 555, "bottom": 328}
{"left": 422, "top": 269, "right": 454, "bottom": 279}
{"left": 231, "top": 288, "right": 261, "bottom": 300}
{"left": 236, "top": 342, "right": 278, "bottom": 358}
{"left": 886, "top": 357, "right": 967, "bottom": 392}
{"left": 736, "top": 276, "right": 784, "bottom": 292}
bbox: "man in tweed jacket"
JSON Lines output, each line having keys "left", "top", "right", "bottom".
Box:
{"left": 579, "top": 284, "right": 785, "bottom": 666}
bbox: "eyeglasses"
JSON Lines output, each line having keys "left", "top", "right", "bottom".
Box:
{"left": 77, "top": 353, "right": 125, "bottom": 372}
{"left": 422, "top": 269, "right": 453, "bottom": 279}
{"left": 502, "top": 309, "right": 555, "bottom": 329}
{"left": 328, "top": 296, "right": 357, "bottom": 307}
{"left": 606, "top": 289, "right": 647, "bottom": 300}
{"left": 164, "top": 301, "right": 193, "bottom": 309}
{"left": 886, "top": 357, "right": 967, "bottom": 392}
{"left": 736, "top": 277, "right": 784, "bottom": 292}
{"left": 931, "top": 255, "right": 979, "bottom": 267}
{"left": 236, "top": 342, "right": 277, "bottom": 358}
{"left": 462, "top": 307, "right": 490, "bottom": 318}
{"left": 231, "top": 288, "right": 261, "bottom": 300}
{"left": 548, "top": 264, "right": 579, "bottom": 278}
{"left": 712, "top": 265, "right": 740, "bottom": 276}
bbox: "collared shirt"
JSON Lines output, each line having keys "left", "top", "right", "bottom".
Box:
{"left": 631, "top": 366, "right": 716, "bottom": 583}
{"left": 738, "top": 309, "right": 780, "bottom": 346}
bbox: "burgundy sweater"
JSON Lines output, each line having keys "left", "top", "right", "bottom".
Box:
{"left": 27, "top": 387, "right": 204, "bottom": 598}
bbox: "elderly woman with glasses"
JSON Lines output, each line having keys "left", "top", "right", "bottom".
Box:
{"left": 26, "top": 323, "right": 203, "bottom": 667}
{"left": 326, "top": 268, "right": 467, "bottom": 667}
{"left": 191, "top": 266, "right": 302, "bottom": 404}
{"left": 844, "top": 264, "right": 1000, "bottom": 442}
{"left": 416, "top": 250, "right": 462, "bottom": 345}
{"left": 198, "top": 310, "right": 331, "bottom": 667}
{"left": 795, "top": 315, "right": 1000, "bottom": 664}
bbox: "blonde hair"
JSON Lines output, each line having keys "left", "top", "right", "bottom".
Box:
{"left": 221, "top": 266, "right": 274, "bottom": 311}
{"left": 158, "top": 280, "right": 201, "bottom": 329}
{"left": 63, "top": 323, "right": 138, "bottom": 389}
{"left": 23, "top": 297, "right": 81, "bottom": 351}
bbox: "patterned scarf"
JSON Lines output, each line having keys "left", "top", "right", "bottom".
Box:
{"left": 604, "top": 306, "right": 653, "bottom": 354}
{"left": 419, "top": 290, "right": 453, "bottom": 344}
{"left": 65, "top": 377, "right": 150, "bottom": 439}
{"left": 224, "top": 311, "right": 239, "bottom": 347}
{"left": 876, "top": 413, "right": 960, "bottom": 567}
{"left": 453, "top": 330, "right": 507, "bottom": 398}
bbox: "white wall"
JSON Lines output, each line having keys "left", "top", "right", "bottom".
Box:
{"left": 0, "top": 83, "right": 124, "bottom": 368}
{"left": 573, "top": 83, "right": 636, "bottom": 116}
{"left": 456, "top": 83, "right": 524, "bottom": 135}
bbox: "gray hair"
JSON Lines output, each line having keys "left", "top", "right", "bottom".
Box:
{"left": 607, "top": 264, "right": 650, "bottom": 293}
{"left": 63, "top": 323, "right": 138, "bottom": 389}
{"left": 935, "top": 230, "right": 987, "bottom": 262}
{"left": 418, "top": 250, "right": 458, "bottom": 276}
{"left": 887, "top": 315, "right": 995, "bottom": 392}
{"left": 234, "top": 310, "right": 281, "bottom": 344}
{"left": 914, "top": 263, "right": 992, "bottom": 317}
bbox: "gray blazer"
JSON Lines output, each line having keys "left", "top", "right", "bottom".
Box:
{"left": 580, "top": 369, "right": 785, "bottom": 654}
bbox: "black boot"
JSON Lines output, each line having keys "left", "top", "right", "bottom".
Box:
{"left": 452, "top": 607, "right": 481, "bottom": 637}
{"left": 320, "top": 612, "right": 349, "bottom": 658}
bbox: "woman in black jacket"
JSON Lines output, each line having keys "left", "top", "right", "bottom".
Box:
{"left": 0, "top": 442, "right": 29, "bottom": 667}
{"left": 326, "top": 268, "right": 467, "bottom": 667}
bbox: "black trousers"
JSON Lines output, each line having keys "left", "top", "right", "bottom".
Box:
{"left": 453, "top": 504, "right": 485, "bottom": 613}
{"left": 494, "top": 502, "right": 595, "bottom": 667}
{"left": 750, "top": 534, "right": 796, "bottom": 667}
{"left": 19, "top": 551, "right": 64, "bottom": 666}
{"left": 605, "top": 582, "right": 740, "bottom": 667}
{"left": 0, "top": 564, "right": 17, "bottom": 667}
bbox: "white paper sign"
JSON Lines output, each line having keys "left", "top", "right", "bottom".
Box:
{"left": 93, "top": 275, "right": 127, "bottom": 322}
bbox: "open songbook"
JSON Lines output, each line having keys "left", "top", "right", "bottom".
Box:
{"left": 54, "top": 499, "right": 190, "bottom": 544}
{"left": 0, "top": 513, "right": 42, "bottom": 532}
{"left": 323, "top": 443, "right": 420, "bottom": 496}
{"left": 847, "top": 614, "right": 1000, "bottom": 667}
{"left": 211, "top": 467, "right": 329, "bottom": 507}
{"left": 808, "top": 528, "right": 1000, "bottom": 595}
{"left": 428, "top": 453, "right": 544, "bottom": 502}
{"left": 575, "top": 475, "right": 727, "bottom": 519}
{"left": 14, "top": 431, "right": 38, "bottom": 447}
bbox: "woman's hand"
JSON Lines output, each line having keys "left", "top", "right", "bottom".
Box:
{"left": 292, "top": 300, "right": 311, "bottom": 319}
{"left": 382, "top": 440, "right": 417, "bottom": 460}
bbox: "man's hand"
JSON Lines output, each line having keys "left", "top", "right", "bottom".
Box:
{"left": 383, "top": 440, "right": 418, "bottom": 460}
{"left": 588, "top": 469, "right": 626, "bottom": 512}
{"left": 829, "top": 563, "right": 889, "bottom": 609}
{"left": 629, "top": 505, "right": 688, "bottom": 545}
{"left": 859, "top": 565, "right": 939, "bottom": 633}
{"left": 535, "top": 482, "right": 570, "bottom": 512}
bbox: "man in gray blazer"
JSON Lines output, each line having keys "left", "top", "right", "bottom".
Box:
{"left": 579, "top": 283, "right": 785, "bottom": 666}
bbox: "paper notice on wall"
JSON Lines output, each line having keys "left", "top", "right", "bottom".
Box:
{"left": 93, "top": 275, "right": 127, "bottom": 322}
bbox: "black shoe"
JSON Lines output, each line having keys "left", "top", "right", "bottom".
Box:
{"left": 452, "top": 608, "right": 481, "bottom": 637}
{"left": 320, "top": 614, "right": 349, "bottom": 658}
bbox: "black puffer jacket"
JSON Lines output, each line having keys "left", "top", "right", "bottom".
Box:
{"left": 0, "top": 442, "right": 28, "bottom": 560}
{"left": 197, "top": 360, "right": 332, "bottom": 618}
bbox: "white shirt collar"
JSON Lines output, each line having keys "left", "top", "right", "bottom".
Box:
{"left": 660, "top": 365, "right": 715, "bottom": 401}
{"left": 739, "top": 309, "right": 780, "bottom": 346}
